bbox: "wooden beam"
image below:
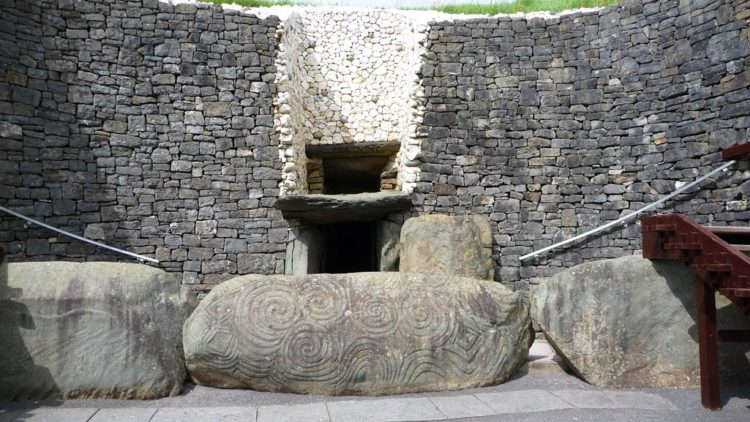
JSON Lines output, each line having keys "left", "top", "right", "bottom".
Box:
{"left": 697, "top": 280, "right": 722, "bottom": 410}
{"left": 722, "top": 142, "right": 750, "bottom": 160}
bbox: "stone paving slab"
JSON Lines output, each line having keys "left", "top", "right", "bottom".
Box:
{"left": 151, "top": 406, "right": 256, "bottom": 422}
{"left": 0, "top": 388, "right": 744, "bottom": 421}
{"left": 257, "top": 403, "right": 327, "bottom": 422}
{"left": 475, "top": 389, "right": 572, "bottom": 414}
{"left": 327, "top": 397, "right": 446, "bottom": 422}
{"left": 89, "top": 408, "right": 158, "bottom": 422}
{"left": 549, "top": 390, "right": 617, "bottom": 409}
{"left": 428, "top": 395, "right": 495, "bottom": 419}
{"left": 7, "top": 408, "right": 98, "bottom": 422}
{"left": 602, "top": 390, "right": 678, "bottom": 411}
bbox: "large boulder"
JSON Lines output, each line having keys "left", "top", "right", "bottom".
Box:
{"left": 0, "top": 262, "right": 193, "bottom": 400}
{"left": 184, "top": 272, "right": 531, "bottom": 395}
{"left": 531, "top": 255, "right": 750, "bottom": 388}
{"left": 399, "top": 214, "right": 493, "bottom": 280}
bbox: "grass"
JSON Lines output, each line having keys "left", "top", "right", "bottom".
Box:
{"left": 203, "top": 0, "right": 621, "bottom": 14}
{"left": 204, "top": 0, "right": 299, "bottom": 7}
{"left": 436, "top": 0, "right": 621, "bottom": 14}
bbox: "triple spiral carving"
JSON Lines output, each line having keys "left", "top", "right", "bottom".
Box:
{"left": 185, "top": 272, "right": 529, "bottom": 395}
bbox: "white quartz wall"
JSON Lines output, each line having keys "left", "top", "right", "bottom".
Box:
{"left": 275, "top": 9, "right": 427, "bottom": 195}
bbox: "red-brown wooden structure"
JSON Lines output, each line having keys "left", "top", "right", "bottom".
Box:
{"left": 641, "top": 144, "right": 750, "bottom": 410}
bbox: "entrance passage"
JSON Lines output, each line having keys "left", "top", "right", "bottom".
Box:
{"left": 321, "top": 222, "right": 377, "bottom": 273}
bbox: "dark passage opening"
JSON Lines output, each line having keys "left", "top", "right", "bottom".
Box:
{"left": 321, "top": 221, "right": 377, "bottom": 273}
{"left": 323, "top": 156, "right": 388, "bottom": 194}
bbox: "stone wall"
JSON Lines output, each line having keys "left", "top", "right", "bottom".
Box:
{"left": 0, "top": 0, "right": 285, "bottom": 288}
{"left": 414, "top": 0, "right": 750, "bottom": 290}
{"left": 274, "top": 9, "right": 426, "bottom": 195}
{"left": 2, "top": 0, "right": 750, "bottom": 294}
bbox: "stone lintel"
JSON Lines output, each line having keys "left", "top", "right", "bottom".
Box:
{"left": 305, "top": 141, "right": 401, "bottom": 159}
{"left": 275, "top": 192, "right": 412, "bottom": 224}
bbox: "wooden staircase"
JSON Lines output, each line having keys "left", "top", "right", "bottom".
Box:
{"left": 640, "top": 138, "right": 750, "bottom": 412}
{"left": 640, "top": 142, "right": 750, "bottom": 410}
{"left": 642, "top": 214, "right": 750, "bottom": 410}
{"left": 643, "top": 215, "right": 750, "bottom": 311}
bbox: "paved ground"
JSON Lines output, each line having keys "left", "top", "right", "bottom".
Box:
{"left": 1, "top": 341, "right": 748, "bottom": 421}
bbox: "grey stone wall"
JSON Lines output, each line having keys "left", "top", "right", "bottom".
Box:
{"left": 0, "top": 0, "right": 285, "bottom": 289}
{"left": 414, "top": 0, "right": 750, "bottom": 291}
{"left": 2, "top": 0, "right": 750, "bottom": 294}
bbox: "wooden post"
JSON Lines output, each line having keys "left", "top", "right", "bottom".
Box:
{"left": 696, "top": 279, "right": 721, "bottom": 410}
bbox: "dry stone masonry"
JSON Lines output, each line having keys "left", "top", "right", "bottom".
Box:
{"left": 1, "top": 0, "right": 286, "bottom": 290}
{"left": 274, "top": 9, "right": 427, "bottom": 195}
{"left": 414, "top": 0, "right": 750, "bottom": 288}
{"left": 1, "top": 0, "right": 750, "bottom": 295}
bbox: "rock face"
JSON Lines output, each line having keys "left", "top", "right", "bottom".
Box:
{"left": 399, "top": 214, "right": 493, "bottom": 280}
{"left": 0, "top": 262, "right": 192, "bottom": 400}
{"left": 531, "top": 255, "right": 750, "bottom": 388}
{"left": 184, "top": 272, "right": 531, "bottom": 395}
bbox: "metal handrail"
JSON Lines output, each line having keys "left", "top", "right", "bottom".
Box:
{"left": 519, "top": 160, "right": 737, "bottom": 261}
{"left": 0, "top": 205, "right": 159, "bottom": 264}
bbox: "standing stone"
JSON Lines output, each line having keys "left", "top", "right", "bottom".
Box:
{"left": 184, "top": 272, "right": 531, "bottom": 395}
{"left": 399, "top": 214, "right": 493, "bottom": 280}
{"left": 530, "top": 255, "right": 750, "bottom": 388}
{"left": 376, "top": 220, "right": 401, "bottom": 271}
{"left": 0, "top": 262, "right": 193, "bottom": 400}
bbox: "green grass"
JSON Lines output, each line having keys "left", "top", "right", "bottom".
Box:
{"left": 204, "top": 0, "right": 299, "bottom": 7}
{"left": 436, "top": 0, "right": 621, "bottom": 14}
{"left": 203, "top": 0, "right": 621, "bottom": 14}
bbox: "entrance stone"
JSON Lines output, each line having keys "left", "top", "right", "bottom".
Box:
{"left": 183, "top": 272, "right": 531, "bottom": 395}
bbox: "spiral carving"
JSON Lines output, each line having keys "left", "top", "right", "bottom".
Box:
{"left": 400, "top": 293, "right": 456, "bottom": 347}
{"left": 276, "top": 323, "right": 340, "bottom": 384}
{"left": 300, "top": 277, "right": 348, "bottom": 324}
{"left": 183, "top": 272, "right": 531, "bottom": 396}
{"left": 236, "top": 280, "right": 300, "bottom": 351}
{"left": 350, "top": 294, "right": 399, "bottom": 337}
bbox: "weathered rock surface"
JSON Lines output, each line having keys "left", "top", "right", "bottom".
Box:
{"left": 531, "top": 255, "right": 750, "bottom": 388}
{"left": 275, "top": 192, "right": 412, "bottom": 224}
{"left": 0, "top": 262, "right": 193, "bottom": 400}
{"left": 184, "top": 272, "right": 531, "bottom": 395}
{"left": 399, "top": 214, "right": 493, "bottom": 280}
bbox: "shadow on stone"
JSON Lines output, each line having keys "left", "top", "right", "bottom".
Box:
{"left": 657, "top": 262, "right": 750, "bottom": 405}
{"left": 0, "top": 248, "right": 61, "bottom": 402}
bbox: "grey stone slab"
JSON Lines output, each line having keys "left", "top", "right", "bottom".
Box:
{"left": 549, "top": 390, "right": 617, "bottom": 409}
{"left": 274, "top": 192, "right": 412, "bottom": 224}
{"left": 151, "top": 407, "right": 256, "bottom": 422}
{"left": 89, "top": 407, "right": 158, "bottom": 422}
{"left": 429, "top": 395, "right": 495, "bottom": 418}
{"left": 257, "top": 403, "right": 328, "bottom": 422}
{"left": 0, "top": 409, "right": 22, "bottom": 422}
{"left": 327, "top": 398, "right": 446, "bottom": 422}
{"left": 603, "top": 391, "right": 678, "bottom": 411}
{"left": 476, "top": 389, "right": 572, "bottom": 414}
{"left": 13, "top": 408, "right": 98, "bottom": 422}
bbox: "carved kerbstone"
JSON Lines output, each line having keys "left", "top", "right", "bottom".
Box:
{"left": 0, "top": 262, "right": 192, "bottom": 400}
{"left": 183, "top": 272, "right": 531, "bottom": 395}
